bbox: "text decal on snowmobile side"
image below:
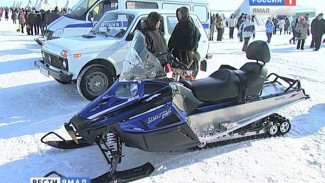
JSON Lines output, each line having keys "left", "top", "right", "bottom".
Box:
{"left": 148, "top": 108, "right": 172, "bottom": 124}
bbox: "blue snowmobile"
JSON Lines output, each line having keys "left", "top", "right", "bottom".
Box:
{"left": 41, "top": 31, "right": 309, "bottom": 182}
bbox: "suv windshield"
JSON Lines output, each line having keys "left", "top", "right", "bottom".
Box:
{"left": 91, "top": 12, "right": 134, "bottom": 38}
{"left": 67, "top": 0, "right": 98, "bottom": 19}
{"left": 119, "top": 31, "right": 166, "bottom": 81}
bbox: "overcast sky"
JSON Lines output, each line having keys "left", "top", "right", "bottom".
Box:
{"left": 1, "top": 0, "right": 325, "bottom": 14}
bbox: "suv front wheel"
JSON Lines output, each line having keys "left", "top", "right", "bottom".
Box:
{"left": 77, "top": 65, "right": 114, "bottom": 101}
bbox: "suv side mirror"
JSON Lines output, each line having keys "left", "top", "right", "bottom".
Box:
{"left": 206, "top": 54, "right": 212, "bottom": 59}
{"left": 126, "top": 33, "right": 134, "bottom": 41}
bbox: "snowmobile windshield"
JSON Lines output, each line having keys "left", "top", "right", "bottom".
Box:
{"left": 91, "top": 12, "right": 134, "bottom": 38}
{"left": 119, "top": 31, "right": 166, "bottom": 81}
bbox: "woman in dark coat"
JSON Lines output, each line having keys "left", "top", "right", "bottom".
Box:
{"left": 310, "top": 13, "right": 325, "bottom": 51}
{"left": 142, "top": 12, "right": 168, "bottom": 56}
{"left": 5, "top": 8, "right": 9, "bottom": 21}
{"left": 168, "top": 6, "right": 200, "bottom": 67}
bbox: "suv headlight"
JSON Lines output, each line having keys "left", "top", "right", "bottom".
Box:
{"left": 62, "top": 59, "right": 68, "bottom": 70}
{"left": 52, "top": 28, "right": 64, "bottom": 38}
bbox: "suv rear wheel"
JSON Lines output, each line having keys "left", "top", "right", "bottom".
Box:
{"left": 77, "top": 65, "right": 114, "bottom": 100}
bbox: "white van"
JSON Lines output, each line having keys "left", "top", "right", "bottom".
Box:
{"left": 34, "top": 9, "right": 210, "bottom": 100}
{"left": 41, "top": 0, "right": 209, "bottom": 41}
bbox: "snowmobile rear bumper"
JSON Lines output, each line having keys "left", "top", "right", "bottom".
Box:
{"left": 34, "top": 60, "right": 73, "bottom": 83}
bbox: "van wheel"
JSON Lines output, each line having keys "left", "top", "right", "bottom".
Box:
{"left": 77, "top": 65, "right": 114, "bottom": 101}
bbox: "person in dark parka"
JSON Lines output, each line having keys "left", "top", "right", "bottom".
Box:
{"left": 27, "top": 10, "right": 38, "bottom": 35}
{"left": 310, "top": 13, "right": 325, "bottom": 51}
{"left": 168, "top": 6, "right": 201, "bottom": 67}
{"left": 142, "top": 12, "right": 168, "bottom": 56}
{"left": 49, "top": 6, "right": 62, "bottom": 24}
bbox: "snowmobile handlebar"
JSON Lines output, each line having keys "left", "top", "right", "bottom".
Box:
{"left": 155, "top": 52, "right": 189, "bottom": 70}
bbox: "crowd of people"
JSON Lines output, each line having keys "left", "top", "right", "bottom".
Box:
{"left": 208, "top": 12, "right": 325, "bottom": 52}
{"left": 0, "top": 6, "right": 65, "bottom": 36}
{"left": 265, "top": 13, "right": 325, "bottom": 51}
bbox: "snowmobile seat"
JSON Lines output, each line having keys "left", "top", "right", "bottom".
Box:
{"left": 181, "top": 69, "right": 240, "bottom": 102}
{"left": 236, "top": 40, "right": 270, "bottom": 98}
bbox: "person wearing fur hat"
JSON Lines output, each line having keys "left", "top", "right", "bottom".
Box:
{"left": 295, "top": 16, "right": 310, "bottom": 50}
{"left": 142, "top": 12, "right": 168, "bottom": 61}
{"left": 168, "top": 6, "right": 201, "bottom": 68}
{"left": 310, "top": 13, "right": 325, "bottom": 51}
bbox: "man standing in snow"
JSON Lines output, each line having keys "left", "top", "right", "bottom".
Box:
{"left": 168, "top": 6, "right": 201, "bottom": 68}
{"left": 265, "top": 17, "right": 275, "bottom": 43}
{"left": 228, "top": 14, "right": 237, "bottom": 39}
{"left": 310, "top": 13, "right": 325, "bottom": 51}
{"left": 277, "top": 17, "right": 285, "bottom": 35}
{"left": 239, "top": 15, "right": 255, "bottom": 52}
{"left": 295, "top": 16, "right": 309, "bottom": 50}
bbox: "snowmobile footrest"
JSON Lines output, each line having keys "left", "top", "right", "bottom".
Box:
{"left": 91, "top": 162, "right": 155, "bottom": 183}
{"left": 41, "top": 131, "right": 92, "bottom": 149}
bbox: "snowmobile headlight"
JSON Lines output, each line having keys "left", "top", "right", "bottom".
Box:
{"left": 53, "top": 28, "right": 64, "bottom": 38}
{"left": 129, "top": 83, "right": 138, "bottom": 96}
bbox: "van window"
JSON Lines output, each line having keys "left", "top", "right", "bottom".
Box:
{"left": 88, "top": 1, "right": 119, "bottom": 22}
{"left": 67, "top": 0, "right": 98, "bottom": 20}
{"left": 193, "top": 5, "right": 208, "bottom": 22}
{"left": 167, "top": 16, "right": 178, "bottom": 35}
{"left": 162, "top": 3, "right": 190, "bottom": 11}
{"left": 126, "top": 1, "right": 158, "bottom": 9}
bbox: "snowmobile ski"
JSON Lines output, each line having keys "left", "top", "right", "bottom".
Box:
{"left": 90, "top": 162, "right": 154, "bottom": 183}
{"left": 44, "top": 163, "right": 154, "bottom": 183}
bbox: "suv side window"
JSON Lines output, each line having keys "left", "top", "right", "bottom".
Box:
{"left": 133, "top": 16, "right": 165, "bottom": 33}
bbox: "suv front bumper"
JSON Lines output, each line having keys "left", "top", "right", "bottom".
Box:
{"left": 34, "top": 60, "right": 73, "bottom": 83}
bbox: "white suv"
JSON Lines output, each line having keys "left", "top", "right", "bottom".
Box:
{"left": 35, "top": 9, "right": 210, "bottom": 100}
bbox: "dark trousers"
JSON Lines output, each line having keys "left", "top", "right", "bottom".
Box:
{"left": 297, "top": 39, "right": 305, "bottom": 50}
{"left": 217, "top": 28, "right": 224, "bottom": 41}
{"left": 266, "top": 33, "right": 272, "bottom": 43}
{"left": 314, "top": 35, "right": 323, "bottom": 50}
{"left": 20, "top": 23, "right": 24, "bottom": 33}
{"left": 229, "top": 27, "right": 234, "bottom": 39}
{"left": 289, "top": 36, "right": 296, "bottom": 44}
{"left": 27, "top": 25, "right": 31, "bottom": 35}
{"left": 242, "top": 37, "right": 251, "bottom": 51}
{"left": 40, "top": 26, "right": 46, "bottom": 36}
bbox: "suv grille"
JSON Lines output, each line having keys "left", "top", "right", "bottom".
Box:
{"left": 44, "top": 52, "right": 66, "bottom": 70}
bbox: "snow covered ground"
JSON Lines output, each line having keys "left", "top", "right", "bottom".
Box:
{"left": 0, "top": 19, "right": 325, "bottom": 183}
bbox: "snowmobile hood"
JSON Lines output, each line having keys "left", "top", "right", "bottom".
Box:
{"left": 42, "top": 36, "right": 119, "bottom": 56}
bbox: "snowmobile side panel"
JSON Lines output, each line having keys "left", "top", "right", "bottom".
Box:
{"left": 120, "top": 123, "right": 200, "bottom": 152}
